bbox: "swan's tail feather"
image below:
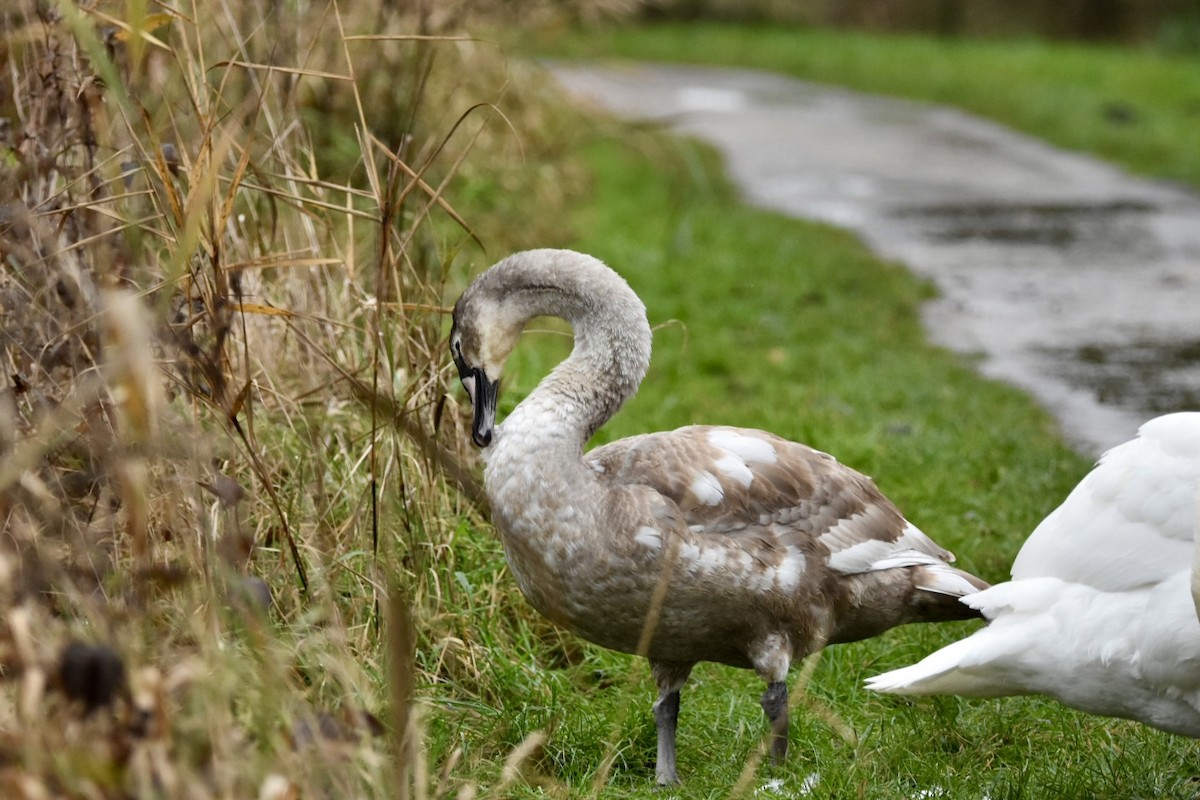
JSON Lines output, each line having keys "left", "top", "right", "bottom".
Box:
{"left": 865, "top": 638, "right": 1005, "bottom": 697}
{"left": 867, "top": 549, "right": 990, "bottom": 621}
{"left": 915, "top": 562, "right": 990, "bottom": 598}
{"left": 903, "top": 562, "right": 990, "bottom": 623}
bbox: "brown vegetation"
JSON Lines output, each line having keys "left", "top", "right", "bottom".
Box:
{"left": 0, "top": 0, "right": 622, "bottom": 796}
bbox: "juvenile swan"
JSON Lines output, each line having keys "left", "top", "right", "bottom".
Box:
{"left": 867, "top": 412, "right": 1200, "bottom": 737}
{"left": 450, "top": 249, "right": 988, "bottom": 784}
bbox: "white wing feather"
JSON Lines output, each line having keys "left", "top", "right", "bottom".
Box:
{"left": 1012, "top": 413, "right": 1200, "bottom": 590}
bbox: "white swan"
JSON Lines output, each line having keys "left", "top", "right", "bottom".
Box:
{"left": 867, "top": 412, "right": 1200, "bottom": 736}
{"left": 450, "top": 249, "right": 988, "bottom": 784}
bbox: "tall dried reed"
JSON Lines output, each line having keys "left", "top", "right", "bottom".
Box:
{"left": 0, "top": 0, "right": 628, "bottom": 796}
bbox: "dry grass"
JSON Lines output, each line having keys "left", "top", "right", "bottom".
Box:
{"left": 0, "top": 1, "right": 631, "bottom": 796}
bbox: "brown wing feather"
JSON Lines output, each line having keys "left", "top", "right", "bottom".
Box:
{"left": 586, "top": 425, "right": 932, "bottom": 559}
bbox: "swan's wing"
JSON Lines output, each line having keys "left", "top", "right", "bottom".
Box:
{"left": 1012, "top": 412, "right": 1200, "bottom": 591}
{"left": 586, "top": 424, "right": 955, "bottom": 573}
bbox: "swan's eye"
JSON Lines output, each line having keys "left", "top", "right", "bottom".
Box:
{"left": 450, "top": 338, "right": 469, "bottom": 376}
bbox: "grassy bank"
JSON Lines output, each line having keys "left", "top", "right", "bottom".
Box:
{"left": 541, "top": 23, "right": 1200, "bottom": 190}
{"left": 447, "top": 128, "right": 1198, "bottom": 797}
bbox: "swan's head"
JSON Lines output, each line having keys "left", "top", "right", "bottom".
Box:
{"left": 450, "top": 249, "right": 649, "bottom": 448}
{"left": 450, "top": 270, "right": 527, "bottom": 448}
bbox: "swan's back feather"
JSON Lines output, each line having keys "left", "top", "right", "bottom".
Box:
{"left": 586, "top": 424, "right": 955, "bottom": 575}
{"left": 1012, "top": 413, "right": 1200, "bottom": 590}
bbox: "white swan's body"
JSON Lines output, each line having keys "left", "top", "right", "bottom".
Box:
{"left": 450, "top": 249, "right": 987, "bottom": 783}
{"left": 867, "top": 412, "right": 1200, "bottom": 736}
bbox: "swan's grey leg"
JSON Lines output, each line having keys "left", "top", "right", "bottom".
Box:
{"left": 751, "top": 633, "right": 794, "bottom": 765}
{"left": 650, "top": 660, "right": 694, "bottom": 785}
{"left": 653, "top": 688, "right": 681, "bottom": 785}
{"left": 760, "top": 681, "right": 789, "bottom": 763}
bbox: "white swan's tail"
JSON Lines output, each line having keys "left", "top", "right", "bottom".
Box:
{"left": 865, "top": 636, "right": 1006, "bottom": 696}
{"left": 866, "top": 580, "right": 1058, "bottom": 697}
{"left": 868, "top": 576, "right": 1113, "bottom": 698}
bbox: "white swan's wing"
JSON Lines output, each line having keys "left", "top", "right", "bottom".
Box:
{"left": 1012, "top": 413, "right": 1200, "bottom": 591}
{"left": 586, "top": 424, "right": 956, "bottom": 572}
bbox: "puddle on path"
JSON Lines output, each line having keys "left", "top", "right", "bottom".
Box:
{"left": 896, "top": 200, "right": 1158, "bottom": 249}
{"left": 1049, "top": 339, "right": 1200, "bottom": 413}
{"left": 551, "top": 62, "right": 1200, "bottom": 455}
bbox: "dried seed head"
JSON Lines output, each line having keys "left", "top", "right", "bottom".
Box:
{"left": 58, "top": 640, "right": 126, "bottom": 715}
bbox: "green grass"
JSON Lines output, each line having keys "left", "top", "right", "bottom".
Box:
{"left": 429, "top": 129, "right": 1200, "bottom": 796}
{"left": 539, "top": 22, "right": 1200, "bottom": 190}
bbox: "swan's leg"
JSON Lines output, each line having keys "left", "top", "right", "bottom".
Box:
{"left": 653, "top": 688, "right": 681, "bottom": 784}
{"left": 650, "top": 660, "right": 694, "bottom": 785}
{"left": 760, "top": 681, "right": 789, "bottom": 763}
{"left": 751, "top": 634, "right": 793, "bottom": 765}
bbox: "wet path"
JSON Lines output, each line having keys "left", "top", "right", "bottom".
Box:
{"left": 551, "top": 62, "right": 1200, "bottom": 455}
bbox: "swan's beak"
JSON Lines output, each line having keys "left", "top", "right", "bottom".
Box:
{"left": 463, "top": 368, "right": 497, "bottom": 447}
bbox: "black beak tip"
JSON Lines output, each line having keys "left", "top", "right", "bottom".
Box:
{"left": 471, "top": 429, "right": 492, "bottom": 448}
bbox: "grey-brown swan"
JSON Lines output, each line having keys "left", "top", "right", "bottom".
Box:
{"left": 449, "top": 248, "right": 988, "bottom": 784}
{"left": 867, "top": 412, "right": 1200, "bottom": 737}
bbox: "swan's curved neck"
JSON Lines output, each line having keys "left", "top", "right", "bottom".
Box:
{"left": 486, "top": 255, "right": 651, "bottom": 467}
